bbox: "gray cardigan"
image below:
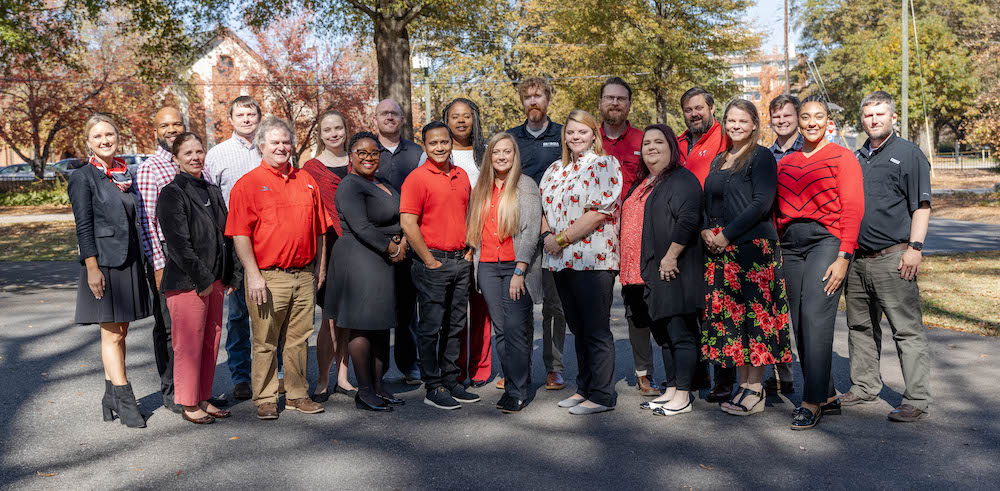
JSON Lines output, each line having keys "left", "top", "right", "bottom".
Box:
{"left": 473, "top": 175, "right": 543, "bottom": 304}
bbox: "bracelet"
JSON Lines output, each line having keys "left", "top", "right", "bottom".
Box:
{"left": 389, "top": 243, "right": 402, "bottom": 258}
{"left": 540, "top": 230, "right": 553, "bottom": 240}
{"left": 554, "top": 232, "right": 570, "bottom": 248}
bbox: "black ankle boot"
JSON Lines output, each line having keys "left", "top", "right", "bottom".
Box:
{"left": 112, "top": 383, "right": 146, "bottom": 428}
{"left": 102, "top": 380, "right": 115, "bottom": 422}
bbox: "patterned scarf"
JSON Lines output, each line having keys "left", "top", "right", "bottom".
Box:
{"left": 89, "top": 156, "right": 132, "bottom": 192}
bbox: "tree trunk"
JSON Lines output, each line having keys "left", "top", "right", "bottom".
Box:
{"left": 374, "top": 17, "right": 414, "bottom": 140}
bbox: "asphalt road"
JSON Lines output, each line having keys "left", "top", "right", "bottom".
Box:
{"left": 1, "top": 260, "right": 999, "bottom": 490}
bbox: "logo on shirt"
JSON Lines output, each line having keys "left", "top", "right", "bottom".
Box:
{"left": 889, "top": 158, "right": 901, "bottom": 165}
{"left": 260, "top": 185, "right": 271, "bottom": 192}
{"left": 543, "top": 142, "right": 559, "bottom": 147}
{"left": 307, "top": 184, "right": 314, "bottom": 189}
{"left": 698, "top": 150, "right": 708, "bottom": 157}
{"left": 633, "top": 151, "right": 641, "bottom": 156}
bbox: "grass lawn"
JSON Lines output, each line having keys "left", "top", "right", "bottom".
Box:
{"left": 2, "top": 221, "right": 997, "bottom": 336}
{"left": 931, "top": 191, "right": 1000, "bottom": 224}
{"left": 930, "top": 168, "right": 1000, "bottom": 190}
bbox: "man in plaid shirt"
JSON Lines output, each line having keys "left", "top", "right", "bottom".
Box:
{"left": 136, "top": 106, "right": 186, "bottom": 413}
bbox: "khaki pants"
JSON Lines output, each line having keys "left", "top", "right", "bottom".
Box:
{"left": 247, "top": 269, "right": 315, "bottom": 405}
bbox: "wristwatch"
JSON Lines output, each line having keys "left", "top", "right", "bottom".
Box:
{"left": 513, "top": 267, "right": 526, "bottom": 277}
{"left": 908, "top": 241, "right": 924, "bottom": 251}
{"left": 838, "top": 251, "right": 853, "bottom": 261}
{"left": 540, "top": 231, "right": 552, "bottom": 240}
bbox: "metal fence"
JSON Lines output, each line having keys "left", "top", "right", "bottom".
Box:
{"left": 932, "top": 151, "right": 1000, "bottom": 170}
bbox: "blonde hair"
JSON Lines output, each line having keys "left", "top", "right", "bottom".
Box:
{"left": 561, "top": 109, "right": 605, "bottom": 165}
{"left": 84, "top": 113, "right": 121, "bottom": 156}
{"left": 467, "top": 133, "right": 523, "bottom": 249}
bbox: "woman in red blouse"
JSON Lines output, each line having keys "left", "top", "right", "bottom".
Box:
{"left": 301, "top": 110, "right": 357, "bottom": 401}
{"left": 776, "top": 97, "right": 864, "bottom": 430}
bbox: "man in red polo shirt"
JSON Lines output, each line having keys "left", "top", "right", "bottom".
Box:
{"left": 226, "top": 116, "right": 332, "bottom": 420}
{"left": 677, "top": 87, "right": 729, "bottom": 186}
{"left": 400, "top": 121, "right": 479, "bottom": 411}
{"left": 599, "top": 76, "right": 644, "bottom": 195}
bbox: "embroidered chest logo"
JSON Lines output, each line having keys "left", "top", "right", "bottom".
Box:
{"left": 260, "top": 185, "right": 271, "bottom": 192}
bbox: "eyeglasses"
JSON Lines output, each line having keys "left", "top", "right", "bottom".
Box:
{"left": 601, "top": 95, "right": 629, "bottom": 104}
{"left": 354, "top": 150, "right": 380, "bottom": 160}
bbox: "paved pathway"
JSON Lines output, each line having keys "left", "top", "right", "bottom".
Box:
{"left": 1, "top": 262, "right": 999, "bottom": 489}
{"left": 0, "top": 214, "right": 73, "bottom": 225}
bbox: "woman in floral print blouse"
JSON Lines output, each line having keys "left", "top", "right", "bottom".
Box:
{"left": 539, "top": 109, "right": 623, "bottom": 415}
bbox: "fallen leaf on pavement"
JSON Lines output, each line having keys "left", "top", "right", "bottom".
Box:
{"left": 799, "top": 446, "right": 806, "bottom": 451}
{"left": 699, "top": 464, "right": 713, "bottom": 470}
{"left": 36, "top": 471, "right": 57, "bottom": 477}
{"left": 132, "top": 468, "right": 142, "bottom": 471}
{"left": 176, "top": 470, "right": 182, "bottom": 476}
{"left": 229, "top": 436, "right": 239, "bottom": 440}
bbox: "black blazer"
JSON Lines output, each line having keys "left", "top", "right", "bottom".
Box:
{"left": 628, "top": 167, "right": 706, "bottom": 320}
{"left": 702, "top": 145, "right": 779, "bottom": 245}
{"left": 68, "top": 163, "right": 147, "bottom": 268}
{"left": 156, "top": 172, "right": 241, "bottom": 292}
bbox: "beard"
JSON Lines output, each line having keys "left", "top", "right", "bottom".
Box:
{"left": 685, "top": 115, "right": 712, "bottom": 135}
{"left": 602, "top": 109, "right": 626, "bottom": 126}
{"left": 526, "top": 107, "right": 546, "bottom": 123}
{"left": 867, "top": 124, "right": 893, "bottom": 141}
{"left": 158, "top": 137, "right": 172, "bottom": 153}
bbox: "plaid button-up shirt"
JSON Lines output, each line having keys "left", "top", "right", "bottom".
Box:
{"left": 136, "top": 146, "right": 178, "bottom": 270}
{"left": 204, "top": 133, "right": 261, "bottom": 207}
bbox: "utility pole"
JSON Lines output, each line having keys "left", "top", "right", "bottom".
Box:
{"left": 784, "top": 0, "right": 790, "bottom": 95}
{"left": 901, "top": 0, "right": 909, "bottom": 139}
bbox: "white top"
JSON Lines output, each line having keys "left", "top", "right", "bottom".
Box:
{"left": 204, "top": 133, "right": 262, "bottom": 207}
{"left": 539, "top": 150, "right": 623, "bottom": 271}
{"left": 452, "top": 149, "right": 479, "bottom": 187}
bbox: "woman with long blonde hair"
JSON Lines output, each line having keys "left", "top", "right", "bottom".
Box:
{"left": 467, "top": 132, "right": 543, "bottom": 413}
{"left": 539, "top": 109, "right": 623, "bottom": 415}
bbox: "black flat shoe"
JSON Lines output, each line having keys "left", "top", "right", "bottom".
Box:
{"left": 496, "top": 393, "right": 510, "bottom": 409}
{"left": 335, "top": 386, "right": 358, "bottom": 397}
{"left": 377, "top": 393, "right": 405, "bottom": 406}
{"left": 355, "top": 394, "right": 392, "bottom": 412}
{"left": 821, "top": 399, "right": 842, "bottom": 415}
{"left": 470, "top": 380, "right": 488, "bottom": 388}
{"left": 310, "top": 391, "right": 331, "bottom": 403}
{"left": 791, "top": 406, "right": 822, "bottom": 430}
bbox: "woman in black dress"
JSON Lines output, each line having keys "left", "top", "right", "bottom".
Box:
{"left": 331, "top": 132, "right": 410, "bottom": 411}
{"left": 68, "top": 113, "right": 152, "bottom": 428}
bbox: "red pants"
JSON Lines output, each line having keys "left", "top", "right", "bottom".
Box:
{"left": 458, "top": 289, "right": 493, "bottom": 382}
{"left": 166, "top": 281, "right": 224, "bottom": 406}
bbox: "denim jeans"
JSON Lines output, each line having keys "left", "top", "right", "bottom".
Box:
{"left": 411, "top": 256, "right": 472, "bottom": 390}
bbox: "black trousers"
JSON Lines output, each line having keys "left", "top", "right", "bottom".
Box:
{"left": 478, "top": 261, "right": 534, "bottom": 401}
{"left": 553, "top": 269, "right": 617, "bottom": 407}
{"left": 144, "top": 259, "right": 174, "bottom": 402}
{"left": 781, "top": 221, "right": 842, "bottom": 404}
{"left": 392, "top": 258, "right": 420, "bottom": 375}
{"left": 622, "top": 285, "right": 699, "bottom": 391}
{"left": 411, "top": 256, "right": 472, "bottom": 390}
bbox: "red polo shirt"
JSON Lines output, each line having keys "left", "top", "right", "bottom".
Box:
{"left": 479, "top": 183, "right": 516, "bottom": 262}
{"left": 677, "top": 119, "right": 728, "bottom": 187}
{"left": 601, "top": 121, "right": 644, "bottom": 193}
{"left": 399, "top": 160, "right": 471, "bottom": 251}
{"left": 225, "top": 161, "right": 332, "bottom": 269}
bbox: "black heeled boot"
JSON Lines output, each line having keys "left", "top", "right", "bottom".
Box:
{"left": 112, "top": 383, "right": 147, "bottom": 428}
{"left": 102, "top": 380, "right": 115, "bottom": 422}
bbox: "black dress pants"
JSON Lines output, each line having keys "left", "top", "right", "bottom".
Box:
{"left": 392, "top": 258, "right": 420, "bottom": 375}
{"left": 553, "top": 269, "right": 617, "bottom": 407}
{"left": 781, "top": 221, "right": 842, "bottom": 405}
{"left": 411, "top": 256, "right": 472, "bottom": 390}
{"left": 477, "top": 261, "right": 534, "bottom": 401}
{"left": 622, "top": 286, "right": 699, "bottom": 391}
{"left": 145, "top": 259, "right": 174, "bottom": 403}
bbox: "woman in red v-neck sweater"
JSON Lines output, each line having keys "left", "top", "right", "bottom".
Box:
{"left": 776, "top": 98, "right": 864, "bottom": 431}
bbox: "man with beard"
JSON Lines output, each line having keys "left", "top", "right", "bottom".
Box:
{"left": 598, "top": 77, "right": 657, "bottom": 397}
{"left": 136, "top": 106, "right": 187, "bottom": 413}
{"left": 676, "top": 87, "right": 736, "bottom": 402}
{"left": 844, "top": 90, "right": 933, "bottom": 422}
{"left": 677, "top": 87, "right": 729, "bottom": 186}
{"left": 599, "top": 77, "right": 644, "bottom": 194}
{"left": 507, "top": 76, "right": 567, "bottom": 391}
{"left": 372, "top": 98, "right": 424, "bottom": 385}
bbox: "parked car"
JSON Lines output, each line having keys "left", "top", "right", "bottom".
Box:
{"left": 119, "top": 154, "right": 153, "bottom": 176}
{"left": 50, "top": 158, "right": 87, "bottom": 177}
{"left": 0, "top": 163, "right": 66, "bottom": 181}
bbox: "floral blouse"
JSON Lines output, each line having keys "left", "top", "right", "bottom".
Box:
{"left": 539, "top": 150, "right": 623, "bottom": 271}
{"left": 619, "top": 177, "right": 654, "bottom": 285}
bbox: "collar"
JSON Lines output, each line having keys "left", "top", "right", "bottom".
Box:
{"left": 378, "top": 137, "right": 409, "bottom": 152}
{"left": 771, "top": 133, "right": 805, "bottom": 154}
{"left": 863, "top": 132, "right": 897, "bottom": 157}
{"left": 422, "top": 158, "right": 454, "bottom": 175}
{"left": 153, "top": 146, "right": 173, "bottom": 162}
{"left": 259, "top": 160, "right": 295, "bottom": 180}
{"left": 230, "top": 132, "right": 256, "bottom": 150}
{"left": 175, "top": 170, "right": 208, "bottom": 185}
{"left": 601, "top": 121, "right": 635, "bottom": 143}
{"left": 519, "top": 117, "right": 557, "bottom": 138}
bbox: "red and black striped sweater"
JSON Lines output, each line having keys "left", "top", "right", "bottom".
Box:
{"left": 775, "top": 143, "right": 865, "bottom": 253}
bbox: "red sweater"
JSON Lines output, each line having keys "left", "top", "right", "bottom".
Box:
{"left": 775, "top": 143, "right": 865, "bottom": 253}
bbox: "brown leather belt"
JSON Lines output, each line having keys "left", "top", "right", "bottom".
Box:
{"left": 857, "top": 243, "right": 908, "bottom": 259}
{"left": 262, "top": 265, "right": 310, "bottom": 274}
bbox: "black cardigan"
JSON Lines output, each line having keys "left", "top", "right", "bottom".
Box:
{"left": 629, "top": 167, "right": 706, "bottom": 320}
{"left": 67, "top": 164, "right": 147, "bottom": 268}
{"left": 156, "top": 172, "right": 241, "bottom": 292}
{"left": 702, "top": 145, "right": 779, "bottom": 244}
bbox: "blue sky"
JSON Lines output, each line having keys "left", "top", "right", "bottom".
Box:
{"left": 751, "top": 0, "right": 802, "bottom": 55}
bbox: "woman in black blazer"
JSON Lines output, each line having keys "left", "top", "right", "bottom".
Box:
{"left": 156, "top": 133, "right": 241, "bottom": 424}
{"left": 619, "top": 124, "right": 705, "bottom": 417}
{"left": 68, "top": 113, "right": 152, "bottom": 428}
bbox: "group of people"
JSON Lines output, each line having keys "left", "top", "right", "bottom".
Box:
{"left": 69, "top": 74, "right": 934, "bottom": 431}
